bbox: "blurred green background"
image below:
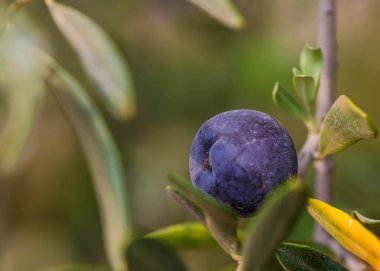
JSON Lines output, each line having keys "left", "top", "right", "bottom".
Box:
{"left": 1, "top": 0, "right": 380, "bottom": 270}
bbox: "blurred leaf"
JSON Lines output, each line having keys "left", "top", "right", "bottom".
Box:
{"left": 41, "top": 264, "right": 111, "bottom": 271}
{"left": 41, "top": 53, "right": 131, "bottom": 271}
{"left": 307, "top": 198, "right": 380, "bottom": 270}
{"left": 272, "top": 83, "right": 306, "bottom": 119}
{"left": 168, "top": 172, "right": 240, "bottom": 261}
{"left": 319, "top": 95, "right": 378, "bottom": 158}
{"left": 293, "top": 75, "right": 316, "bottom": 107}
{"left": 145, "top": 222, "right": 218, "bottom": 250}
{"left": 187, "top": 0, "right": 245, "bottom": 29}
{"left": 0, "top": 20, "right": 45, "bottom": 175}
{"left": 276, "top": 242, "right": 348, "bottom": 271}
{"left": 300, "top": 45, "right": 323, "bottom": 88}
{"left": 45, "top": 0, "right": 136, "bottom": 120}
{"left": 353, "top": 211, "right": 380, "bottom": 238}
{"left": 242, "top": 180, "right": 307, "bottom": 271}
{"left": 126, "top": 238, "right": 187, "bottom": 271}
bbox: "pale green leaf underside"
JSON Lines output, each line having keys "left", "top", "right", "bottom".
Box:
{"left": 300, "top": 45, "right": 323, "bottom": 88}
{"left": 0, "top": 17, "right": 45, "bottom": 176}
{"left": 319, "top": 95, "right": 378, "bottom": 158}
{"left": 188, "top": 0, "right": 245, "bottom": 29}
{"left": 242, "top": 180, "right": 307, "bottom": 271}
{"left": 276, "top": 242, "right": 348, "bottom": 271}
{"left": 40, "top": 53, "right": 131, "bottom": 271}
{"left": 353, "top": 211, "right": 380, "bottom": 238}
{"left": 46, "top": 0, "right": 136, "bottom": 120}
{"left": 293, "top": 75, "right": 316, "bottom": 106}
{"left": 145, "top": 222, "right": 218, "bottom": 250}
{"left": 292, "top": 67, "right": 302, "bottom": 76}
{"left": 272, "top": 83, "right": 306, "bottom": 119}
{"left": 167, "top": 172, "right": 240, "bottom": 261}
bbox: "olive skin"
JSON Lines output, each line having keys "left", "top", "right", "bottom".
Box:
{"left": 189, "top": 109, "right": 298, "bottom": 217}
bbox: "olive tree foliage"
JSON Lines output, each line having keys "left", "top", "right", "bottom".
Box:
{"left": 0, "top": 1, "right": 379, "bottom": 271}
{"left": 0, "top": 1, "right": 135, "bottom": 270}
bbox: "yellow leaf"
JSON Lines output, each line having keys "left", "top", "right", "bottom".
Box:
{"left": 307, "top": 198, "right": 380, "bottom": 271}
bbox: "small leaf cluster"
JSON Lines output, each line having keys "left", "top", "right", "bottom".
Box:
{"left": 272, "top": 46, "right": 377, "bottom": 158}
{"left": 273, "top": 45, "right": 323, "bottom": 132}
{"left": 271, "top": 45, "right": 380, "bottom": 271}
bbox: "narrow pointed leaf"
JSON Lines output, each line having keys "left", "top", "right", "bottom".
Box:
{"left": 293, "top": 75, "right": 316, "bottom": 106}
{"left": 126, "top": 238, "right": 187, "bottom": 271}
{"left": 276, "top": 242, "right": 348, "bottom": 271}
{"left": 188, "top": 0, "right": 245, "bottom": 29}
{"left": 166, "top": 186, "right": 205, "bottom": 222}
{"left": 45, "top": 0, "right": 136, "bottom": 120}
{"left": 319, "top": 95, "right": 378, "bottom": 158}
{"left": 40, "top": 264, "right": 111, "bottom": 271}
{"left": 307, "top": 198, "right": 380, "bottom": 270}
{"left": 242, "top": 180, "right": 307, "bottom": 271}
{"left": 41, "top": 53, "right": 131, "bottom": 271}
{"left": 272, "top": 83, "right": 306, "bottom": 119}
{"left": 353, "top": 211, "right": 380, "bottom": 238}
{"left": 145, "top": 222, "right": 218, "bottom": 250}
{"left": 0, "top": 22, "right": 45, "bottom": 175}
{"left": 168, "top": 172, "right": 240, "bottom": 261}
{"left": 300, "top": 45, "right": 323, "bottom": 88}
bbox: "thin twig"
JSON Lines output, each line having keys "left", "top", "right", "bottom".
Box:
{"left": 316, "top": 0, "right": 338, "bottom": 123}
{"left": 314, "top": 0, "right": 337, "bottom": 243}
{"left": 297, "top": 133, "right": 319, "bottom": 179}
{"left": 235, "top": 262, "right": 243, "bottom": 271}
{"left": 314, "top": 1, "right": 366, "bottom": 270}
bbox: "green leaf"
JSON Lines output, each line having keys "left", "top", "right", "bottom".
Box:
{"left": 45, "top": 0, "right": 136, "bottom": 120}
{"left": 40, "top": 264, "right": 111, "bottom": 271}
{"left": 242, "top": 180, "right": 307, "bottom": 271}
{"left": 276, "top": 242, "right": 348, "bottom": 271}
{"left": 272, "top": 83, "right": 306, "bottom": 119}
{"left": 126, "top": 238, "right": 187, "bottom": 271}
{"left": 187, "top": 0, "right": 245, "bottom": 29}
{"left": 292, "top": 67, "right": 302, "bottom": 76}
{"left": 293, "top": 75, "right": 316, "bottom": 107}
{"left": 41, "top": 53, "right": 131, "bottom": 271}
{"left": 319, "top": 95, "right": 378, "bottom": 158}
{"left": 307, "top": 198, "right": 380, "bottom": 270}
{"left": 0, "top": 16, "right": 45, "bottom": 176}
{"left": 300, "top": 45, "right": 323, "bottom": 88}
{"left": 145, "top": 222, "right": 218, "bottom": 250}
{"left": 353, "top": 211, "right": 380, "bottom": 238}
{"left": 168, "top": 172, "right": 240, "bottom": 261}
{"left": 166, "top": 186, "right": 205, "bottom": 222}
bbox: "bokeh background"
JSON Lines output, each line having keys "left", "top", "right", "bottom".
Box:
{"left": 1, "top": 0, "right": 380, "bottom": 270}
